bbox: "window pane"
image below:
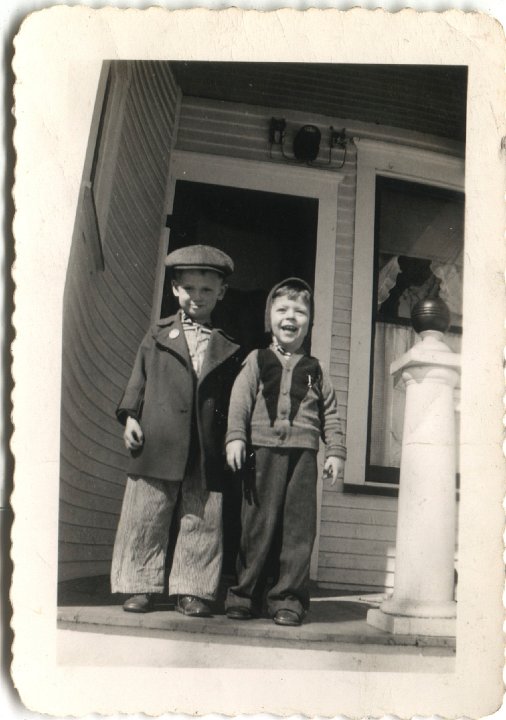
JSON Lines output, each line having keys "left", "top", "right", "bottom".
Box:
{"left": 367, "top": 177, "right": 464, "bottom": 483}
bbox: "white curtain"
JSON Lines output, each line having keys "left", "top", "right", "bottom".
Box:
{"left": 370, "top": 322, "right": 461, "bottom": 470}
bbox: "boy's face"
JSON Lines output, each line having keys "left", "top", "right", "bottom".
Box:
{"left": 172, "top": 269, "right": 226, "bottom": 323}
{"left": 270, "top": 293, "right": 310, "bottom": 353}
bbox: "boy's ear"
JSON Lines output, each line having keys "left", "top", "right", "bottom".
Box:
{"left": 218, "top": 282, "right": 227, "bottom": 301}
{"left": 171, "top": 280, "right": 180, "bottom": 297}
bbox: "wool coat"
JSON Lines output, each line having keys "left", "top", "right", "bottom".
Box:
{"left": 117, "top": 311, "right": 243, "bottom": 491}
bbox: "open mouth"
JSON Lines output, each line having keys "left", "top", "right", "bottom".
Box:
{"left": 281, "top": 324, "right": 297, "bottom": 333}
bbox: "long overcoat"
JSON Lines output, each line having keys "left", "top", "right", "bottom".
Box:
{"left": 116, "top": 311, "right": 243, "bottom": 491}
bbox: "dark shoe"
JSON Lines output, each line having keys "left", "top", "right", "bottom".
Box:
{"left": 123, "top": 593, "right": 154, "bottom": 613}
{"left": 226, "top": 606, "right": 253, "bottom": 620}
{"left": 273, "top": 609, "right": 302, "bottom": 626}
{"left": 176, "top": 595, "right": 212, "bottom": 617}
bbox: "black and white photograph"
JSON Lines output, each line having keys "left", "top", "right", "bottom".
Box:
{"left": 57, "top": 58, "right": 467, "bottom": 663}
{"left": 10, "top": 7, "right": 505, "bottom": 718}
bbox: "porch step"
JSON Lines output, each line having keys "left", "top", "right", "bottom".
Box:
{"left": 57, "top": 576, "right": 456, "bottom": 652}
{"left": 57, "top": 598, "right": 456, "bottom": 652}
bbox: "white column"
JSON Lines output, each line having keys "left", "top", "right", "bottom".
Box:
{"left": 367, "top": 330, "right": 460, "bottom": 636}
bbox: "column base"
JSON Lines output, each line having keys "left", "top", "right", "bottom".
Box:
{"left": 367, "top": 608, "right": 456, "bottom": 637}
{"left": 380, "top": 597, "right": 456, "bottom": 618}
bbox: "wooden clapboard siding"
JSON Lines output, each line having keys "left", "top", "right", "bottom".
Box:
{"left": 175, "top": 96, "right": 355, "bottom": 422}
{"left": 318, "top": 489, "right": 398, "bottom": 590}
{"left": 60, "top": 457, "right": 125, "bottom": 499}
{"left": 175, "top": 97, "right": 405, "bottom": 591}
{"left": 59, "top": 61, "right": 180, "bottom": 582}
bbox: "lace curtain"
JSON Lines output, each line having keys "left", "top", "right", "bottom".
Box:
{"left": 370, "top": 179, "right": 464, "bottom": 477}
{"left": 377, "top": 255, "right": 463, "bottom": 325}
{"left": 370, "top": 323, "right": 461, "bottom": 471}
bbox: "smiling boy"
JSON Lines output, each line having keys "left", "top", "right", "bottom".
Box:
{"left": 224, "top": 278, "right": 346, "bottom": 626}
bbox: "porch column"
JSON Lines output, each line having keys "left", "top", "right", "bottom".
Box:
{"left": 367, "top": 321, "right": 460, "bottom": 637}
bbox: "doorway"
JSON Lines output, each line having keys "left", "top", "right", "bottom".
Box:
{"left": 160, "top": 180, "right": 318, "bottom": 353}
{"left": 161, "top": 179, "right": 319, "bottom": 575}
{"left": 156, "top": 150, "right": 342, "bottom": 581}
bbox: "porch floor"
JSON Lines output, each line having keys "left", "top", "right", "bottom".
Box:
{"left": 57, "top": 576, "right": 455, "bottom": 671}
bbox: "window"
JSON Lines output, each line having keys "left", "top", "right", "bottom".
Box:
{"left": 367, "top": 177, "right": 464, "bottom": 485}
{"left": 346, "top": 139, "right": 465, "bottom": 490}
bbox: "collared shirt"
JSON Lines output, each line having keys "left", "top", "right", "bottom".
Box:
{"left": 182, "top": 312, "right": 212, "bottom": 377}
{"left": 271, "top": 339, "right": 293, "bottom": 358}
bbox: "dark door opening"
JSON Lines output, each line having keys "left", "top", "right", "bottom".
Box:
{"left": 162, "top": 179, "right": 319, "bottom": 576}
{"left": 161, "top": 180, "right": 318, "bottom": 353}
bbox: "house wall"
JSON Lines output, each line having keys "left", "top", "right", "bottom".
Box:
{"left": 176, "top": 97, "right": 401, "bottom": 592}
{"left": 59, "top": 62, "right": 180, "bottom": 582}
{"left": 59, "top": 78, "right": 459, "bottom": 593}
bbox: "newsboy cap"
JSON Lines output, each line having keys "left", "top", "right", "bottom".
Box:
{"left": 164, "top": 244, "right": 234, "bottom": 277}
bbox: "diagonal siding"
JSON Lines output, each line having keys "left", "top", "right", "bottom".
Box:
{"left": 59, "top": 61, "right": 180, "bottom": 582}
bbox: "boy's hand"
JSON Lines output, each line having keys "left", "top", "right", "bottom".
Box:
{"left": 124, "top": 416, "right": 144, "bottom": 451}
{"left": 323, "top": 457, "right": 345, "bottom": 486}
{"left": 226, "top": 440, "right": 246, "bottom": 472}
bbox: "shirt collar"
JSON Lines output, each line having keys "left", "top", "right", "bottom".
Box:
{"left": 271, "top": 339, "right": 305, "bottom": 358}
{"left": 181, "top": 311, "right": 213, "bottom": 330}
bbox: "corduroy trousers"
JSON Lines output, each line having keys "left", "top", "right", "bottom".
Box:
{"left": 110, "top": 465, "right": 223, "bottom": 600}
{"left": 226, "top": 447, "right": 317, "bottom": 618}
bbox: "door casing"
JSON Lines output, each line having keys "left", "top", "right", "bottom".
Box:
{"left": 155, "top": 149, "right": 343, "bottom": 579}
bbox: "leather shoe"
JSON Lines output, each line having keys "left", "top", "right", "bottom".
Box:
{"left": 123, "top": 593, "right": 154, "bottom": 613}
{"left": 176, "top": 595, "right": 212, "bottom": 617}
{"left": 273, "top": 609, "right": 302, "bottom": 626}
{"left": 226, "top": 606, "right": 253, "bottom": 620}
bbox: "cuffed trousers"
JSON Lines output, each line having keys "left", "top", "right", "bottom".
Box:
{"left": 226, "top": 447, "right": 317, "bottom": 617}
{"left": 110, "top": 469, "right": 223, "bottom": 600}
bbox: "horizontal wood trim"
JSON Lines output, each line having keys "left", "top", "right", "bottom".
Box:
{"left": 319, "top": 552, "right": 396, "bottom": 573}
{"left": 317, "top": 567, "right": 394, "bottom": 587}
{"left": 317, "top": 580, "right": 389, "bottom": 593}
{"left": 320, "top": 505, "right": 397, "bottom": 527}
{"left": 320, "top": 521, "right": 397, "bottom": 542}
{"left": 321, "top": 490, "right": 397, "bottom": 511}
{"left": 319, "top": 536, "right": 396, "bottom": 558}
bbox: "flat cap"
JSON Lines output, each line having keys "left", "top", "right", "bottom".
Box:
{"left": 165, "top": 244, "right": 234, "bottom": 277}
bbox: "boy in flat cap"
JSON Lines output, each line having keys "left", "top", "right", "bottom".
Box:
{"left": 225, "top": 278, "right": 346, "bottom": 626}
{"left": 111, "top": 245, "right": 243, "bottom": 616}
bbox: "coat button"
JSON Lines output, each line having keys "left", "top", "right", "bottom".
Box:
{"left": 180, "top": 408, "right": 188, "bottom": 414}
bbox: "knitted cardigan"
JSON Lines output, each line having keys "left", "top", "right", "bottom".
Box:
{"left": 226, "top": 347, "right": 347, "bottom": 460}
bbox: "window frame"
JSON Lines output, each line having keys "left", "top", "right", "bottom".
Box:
{"left": 345, "top": 138, "right": 465, "bottom": 489}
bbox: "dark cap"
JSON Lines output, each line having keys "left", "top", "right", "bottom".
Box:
{"left": 165, "top": 244, "right": 234, "bottom": 277}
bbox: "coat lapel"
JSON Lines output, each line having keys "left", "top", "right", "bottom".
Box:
{"left": 199, "top": 329, "right": 240, "bottom": 384}
{"left": 153, "top": 312, "right": 191, "bottom": 369}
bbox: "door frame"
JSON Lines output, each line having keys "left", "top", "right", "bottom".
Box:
{"left": 154, "top": 149, "right": 344, "bottom": 579}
